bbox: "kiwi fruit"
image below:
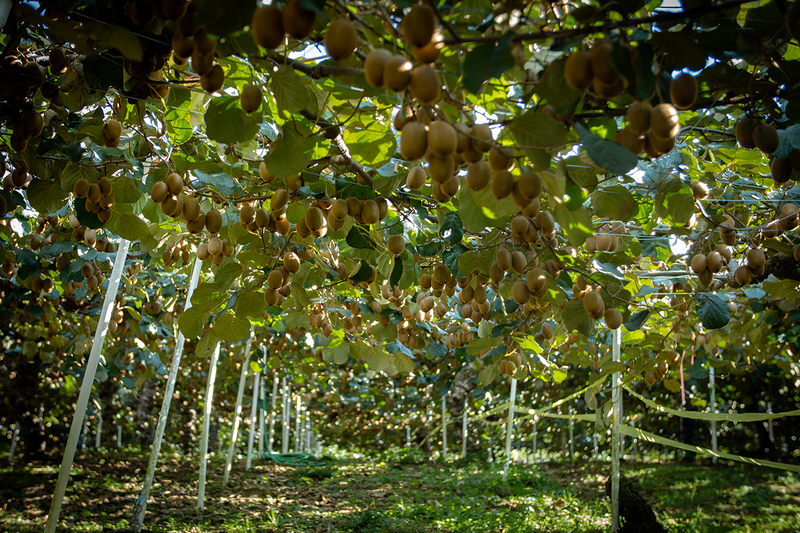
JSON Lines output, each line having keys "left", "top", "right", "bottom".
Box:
{"left": 413, "top": 30, "right": 443, "bottom": 64}
{"left": 511, "top": 281, "right": 531, "bottom": 304}
{"left": 691, "top": 181, "right": 709, "bottom": 199}
{"left": 590, "top": 40, "right": 618, "bottom": 85}
{"left": 516, "top": 171, "right": 542, "bottom": 200}
{"left": 616, "top": 127, "right": 646, "bottom": 155}
{"left": 496, "top": 249, "right": 512, "bottom": 271}
{"left": 747, "top": 248, "right": 766, "bottom": 271}
{"left": 305, "top": 206, "right": 325, "bottom": 231}
{"left": 240, "top": 84, "right": 262, "bottom": 113}
{"left": 649, "top": 133, "right": 676, "bottom": 156}
{"left": 464, "top": 161, "right": 489, "bottom": 190}
{"left": 208, "top": 237, "right": 223, "bottom": 256}
{"left": 364, "top": 49, "right": 392, "bottom": 87}
{"left": 104, "top": 119, "right": 122, "bottom": 141}
{"left": 324, "top": 18, "right": 357, "bottom": 60}
{"left": 753, "top": 123, "right": 780, "bottom": 154}
{"left": 488, "top": 145, "right": 513, "bottom": 171}
{"left": 470, "top": 124, "right": 493, "bottom": 153}
{"left": 735, "top": 265, "right": 752, "bottom": 286}
{"left": 771, "top": 157, "right": 793, "bottom": 184}
{"left": 165, "top": 173, "right": 183, "bottom": 196}
{"left": 706, "top": 251, "right": 723, "bottom": 273}
{"left": 191, "top": 51, "right": 214, "bottom": 76}
{"left": 387, "top": 234, "right": 405, "bottom": 255}
{"left": 201, "top": 64, "right": 224, "bottom": 93}
{"left": 427, "top": 154, "right": 455, "bottom": 183}
{"left": 511, "top": 215, "right": 529, "bottom": 236}
{"left": 564, "top": 51, "right": 593, "bottom": 91}
{"left": 267, "top": 269, "right": 284, "bottom": 289}
{"left": 239, "top": 204, "right": 256, "bottom": 226}
{"left": 361, "top": 199, "right": 380, "bottom": 224}
{"left": 670, "top": 73, "right": 697, "bottom": 110}
{"left": 383, "top": 54, "right": 413, "bottom": 92}
{"left": 172, "top": 31, "right": 194, "bottom": 59}
{"left": 511, "top": 251, "right": 527, "bottom": 273}
{"left": 49, "top": 47, "right": 69, "bottom": 74}
{"left": 626, "top": 101, "right": 652, "bottom": 134}
{"left": 282, "top": 0, "right": 316, "bottom": 40}
{"left": 650, "top": 103, "right": 680, "bottom": 140}
{"left": 779, "top": 202, "right": 799, "bottom": 230}
{"left": 491, "top": 170, "right": 514, "bottom": 199}
{"left": 406, "top": 166, "right": 427, "bottom": 189}
{"left": 736, "top": 117, "right": 760, "bottom": 148}
{"left": 690, "top": 253, "right": 707, "bottom": 274}
{"left": 403, "top": 5, "right": 436, "bottom": 48}
{"left": 526, "top": 267, "right": 547, "bottom": 293}
{"left": 206, "top": 209, "right": 223, "bottom": 233}
{"left": 74, "top": 178, "right": 90, "bottom": 198}
{"left": 26, "top": 113, "right": 43, "bottom": 137}
{"left": 604, "top": 308, "right": 623, "bottom": 330}
{"left": 409, "top": 65, "right": 441, "bottom": 104}
{"left": 428, "top": 121, "right": 457, "bottom": 157}
{"left": 271, "top": 189, "right": 289, "bottom": 211}
{"left": 583, "top": 290, "right": 605, "bottom": 319}
{"left": 183, "top": 197, "right": 200, "bottom": 221}
{"left": 400, "top": 121, "right": 429, "bottom": 160}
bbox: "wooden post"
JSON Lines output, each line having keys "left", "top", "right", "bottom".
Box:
{"left": 224, "top": 327, "right": 254, "bottom": 485}
{"left": 133, "top": 254, "right": 203, "bottom": 532}
{"left": 709, "top": 365, "right": 717, "bottom": 464}
{"left": 611, "top": 327, "right": 622, "bottom": 532}
{"left": 197, "top": 341, "right": 221, "bottom": 511}
{"left": 45, "top": 239, "right": 130, "bottom": 533}
{"left": 503, "top": 378, "right": 517, "bottom": 481}
{"left": 245, "top": 367, "right": 260, "bottom": 471}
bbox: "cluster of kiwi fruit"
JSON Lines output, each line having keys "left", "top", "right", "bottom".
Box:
{"left": 643, "top": 357, "right": 670, "bottom": 385}
{"left": 107, "top": 297, "right": 132, "bottom": 335}
{"left": 103, "top": 119, "right": 123, "bottom": 148}
{"left": 73, "top": 175, "right": 116, "bottom": 222}
{"left": 735, "top": 116, "right": 797, "bottom": 186}
{"left": 584, "top": 221, "right": 626, "bottom": 254}
{"left": 196, "top": 235, "right": 233, "bottom": 265}
{"left": 150, "top": 173, "right": 215, "bottom": 237}
{"left": 443, "top": 322, "right": 476, "bottom": 350}
{"left": 161, "top": 239, "right": 192, "bottom": 266}
{"left": 262, "top": 250, "right": 303, "bottom": 308}
{"left": 3, "top": 160, "right": 30, "bottom": 190}
{"left": 499, "top": 352, "right": 523, "bottom": 376}
{"left": 252, "top": 0, "right": 317, "bottom": 51}
{"left": 323, "top": 195, "right": 391, "bottom": 232}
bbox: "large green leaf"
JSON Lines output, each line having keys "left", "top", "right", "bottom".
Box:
{"left": 551, "top": 199, "right": 593, "bottom": 248}
{"left": 561, "top": 300, "right": 595, "bottom": 337}
{"left": 536, "top": 56, "right": 583, "bottom": 112}
{"left": 270, "top": 65, "right": 310, "bottom": 115}
{"left": 695, "top": 293, "right": 731, "bottom": 330}
{"left": 179, "top": 307, "right": 209, "bottom": 339}
{"left": 575, "top": 122, "right": 638, "bottom": 175}
{"left": 204, "top": 95, "right": 261, "bottom": 144}
{"left": 234, "top": 291, "right": 267, "bottom": 318}
{"left": 591, "top": 186, "right": 638, "bottom": 221}
{"left": 343, "top": 128, "right": 396, "bottom": 168}
{"left": 508, "top": 111, "right": 567, "bottom": 171}
{"left": 213, "top": 312, "right": 251, "bottom": 342}
{"left": 263, "top": 124, "right": 318, "bottom": 179}
{"left": 111, "top": 213, "right": 149, "bottom": 241}
{"left": 462, "top": 31, "right": 516, "bottom": 94}
{"left": 27, "top": 178, "right": 68, "bottom": 214}
{"left": 165, "top": 88, "right": 194, "bottom": 145}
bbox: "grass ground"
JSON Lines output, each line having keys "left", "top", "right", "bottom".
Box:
{"left": 1, "top": 447, "right": 798, "bottom": 533}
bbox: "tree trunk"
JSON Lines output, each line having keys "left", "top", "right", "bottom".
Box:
{"left": 98, "top": 379, "right": 118, "bottom": 447}
{"left": 136, "top": 379, "right": 156, "bottom": 449}
{"left": 446, "top": 362, "right": 479, "bottom": 451}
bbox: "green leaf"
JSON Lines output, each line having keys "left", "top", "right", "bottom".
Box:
{"left": 27, "top": 178, "right": 68, "bottom": 214}
{"left": 623, "top": 310, "right": 650, "bottom": 331}
{"left": 440, "top": 211, "right": 464, "bottom": 245}
{"left": 191, "top": 283, "right": 227, "bottom": 313}
{"left": 179, "top": 307, "right": 209, "bottom": 339}
{"left": 457, "top": 188, "right": 492, "bottom": 233}
{"left": 561, "top": 300, "right": 595, "bottom": 337}
{"left": 536, "top": 56, "right": 583, "bottom": 112}
{"left": 271, "top": 66, "right": 310, "bottom": 115}
{"left": 195, "top": 0, "right": 258, "bottom": 36}
{"left": 426, "top": 341, "right": 447, "bottom": 358}
{"left": 346, "top": 226, "right": 377, "bottom": 250}
{"left": 551, "top": 199, "right": 593, "bottom": 248}
{"left": 466, "top": 336, "right": 500, "bottom": 355}
{"left": 323, "top": 341, "right": 349, "bottom": 365}
{"left": 443, "top": 244, "right": 468, "bottom": 278}
{"left": 467, "top": 185, "right": 519, "bottom": 224}
{"left": 457, "top": 251, "right": 479, "bottom": 276}
{"left": 291, "top": 284, "right": 311, "bottom": 310}
{"left": 343, "top": 128, "right": 397, "bottom": 168}
{"left": 193, "top": 169, "right": 242, "bottom": 197}
{"left": 204, "top": 95, "right": 261, "bottom": 144}
{"left": 507, "top": 111, "right": 567, "bottom": 171}
{"left": 575, "top": 122, "right": 639, "bottom": 175}
{"left": 60, "top": 163, "right": 99, "bottom": 194}
{"left": 286, "top": 202, "right": 307, "bottom": 224}
{"left": 74, "top": 197, "right": 104, "bottom": 229}
{"left": 591, "top": 186, "right": 638, "bottom": 220}
{"left": 111, "top": 214, "right": 149, "bottom": 241}
{"left": 462, "top": 31, "right": 516, "bottom": 93}
{"left": 263, "top": 124, "right": 317, "bottom": 179}
{"left": 234, "top": 291, "right": 267, "bottom": 318}
{"left": 391, "top": 353, "right": 415, "bottom": 373}
{"left": 695, "top": 293, "right": 731, "bottom": 330}
{"left": 196, "top": 330, "right": 220, "bottom": 359}
{"left": 389, "top": 257, "right": 403, "bottom": 288}
{"left": 165, "top": 88, "right": 194, "bottom": 146}
{"left": 213, "top": 312, "right": 251, "bottom": 342}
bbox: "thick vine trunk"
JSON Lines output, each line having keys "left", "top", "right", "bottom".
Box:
{"left": 98, "top": 379, "right": 118, "bottom": 447}
{"left": 446, "top": 362, "right": 480, "bottom": 451}
{"left": 135, "top": 379, "right": 156, "bottom": 449}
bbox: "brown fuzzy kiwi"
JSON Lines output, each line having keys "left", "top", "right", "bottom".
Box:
{"left": 691, "top": 182, "right": 709, "bottom": 199}
{"left": 426, "top": 154, "right": 455, "bottom": 183}
{"left": 496, "top": 248, "right": 512, "bottom": 271}
{"left": 583, "top": 290, "right": 605, "bottom": 319}
{"left": 489, "top": 145, "right": 514, "bottom": 171}
{"left": 387, "top": 234, "right": 405, "bottom": 255}
{"left": 267, "top": 269, "right": 284, "bottom": 289}
{"left": 706, "top": 250, "right": 724, "bottom": 273}
{"left": 305, "top": 206, "right": 325, "bottom": 231}
{"left": 330, "top": 198, "right": 348, "bottom": 220}
{"left": 172, "top": 31, "right": 194, "bottom": 59}
{"left": 604, "top": 308, "right": 623, "bottom": 329}
{"left": 403, "top": 5, "right": 436, "bottom": 48}
{"left": 735, "top": 265, "right": 752, "bottom": 285}
{"left": 564, "top": 50, "right": 593, "bottom": 91}
{"left": 166, "top": 173, "right": 183, "bottom": 196}
{"left": 511, "top": 281, "right": 531, "bottom": 304}
{"left": 649, "top": 132, "right": 676, "bottom": 155}
{"left": 413, "top": 30, "right": 443, "bottom": 64}
{"left": 409, "top": 65, "right": 441, "bottom": 104}
{"left": 747, "top": 248, "right": 766, "bottom": 270}
{"left": 650, "top": 103, "right": 680, "bottom": 140}
{"left": 104, "top": 119, "right": 122, "bottom": 141}
{"left": 590, "top": 39, "right": 619, "bottom": 85}
{"left": 427, "top": 121, "right": 457, "bottom": 157}
{"left": 74, "top": 178, "right": 91, "bottom": 198}
{"left": 364, "top": 49, "right": 392, "bottom": 87}
{"left": 183, "top": 197, "right": 200, "bottom": 221}
{"left": 511, "top": 251, "right": 527, "bottom": 273}
{"left": 361, "top": 199, "right": 380, "bottom": 224}
{"left": 400, "top": 121, "right": 429, "bottom": 160}
{"left": 453, "top": 123, "right": 470, "bottom": 153}
{"left": 206, "top": 209, "right": 223, "bottom": 233}
{"left": 753, "top": 123, "right": 780, "bottom": 154}
{"left": 736, "top": 116, "right": 760, "bottom": 148}
{"left": 239, "top": 204, "right": 256, "bottom": 226}
{"left": 771, "top": 157, "right": 793, "bottom": 184}
{"left": 271, "top": 189, "right": 289, "bottom": 211}
{"left": 324, "top": 18, "right": 357, "bottom": 60}
{"left": 491, "top": 170, "right": 514, "bottom": 199}
{"left": 779, "top": 202, "right": 799, "bottom": 230}
{"left": 470, "top": 124, "right": 493, "bottom": 153}
{"left": 282, "top": 0, "right": 316, "bottom": 40}
{"left": 511, "top": 215, "right": 529, "bottom": 236}
{"left": 626, "top": 101, "right": 652, "bottom": 134}
{"left": 49, "top": 47, "right": 69, "bottom": 74}
{"left": 670, "top": 73, "right": 697, "bottom": 110}
{"left": 346, "top": 197, "right": 362, "bottom": 218}
{"left": 383, "top": 54, "right": 413, "bottom": 92}
{"left": 200, "top": 64, "right": 224, "bottom": 93}
{"left": 252, "top": 5, "right": 285, "bottom": 49}
{"left": 617, "top": 127, "right": 646, "bottom": 155}
{"left": 517, "top": 171, "right": 542, "bottom": 200}
{"left": 240, "top": 84, "right": 262, "bottom": 113}
{"left": 690, "top": 253, "right": 707, "bottom": 274}
{"left": 208, "top": 237, "right": 224, "bottom": 255}
{"left": 466, "top": 161, "right": 491, "bottom": 190}
{"left": 407, "top": 166, "right": 427, "bottom": 189}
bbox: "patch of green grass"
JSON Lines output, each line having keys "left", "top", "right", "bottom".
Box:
{"left": 292, "top": 464, "right": 337, "bottom": 482}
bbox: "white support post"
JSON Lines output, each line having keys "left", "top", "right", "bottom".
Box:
{"left": 245, "top": 368, "right": 260, "bottom": 471}
{"left": 268, "top": 374, "right": 278, "bottom": 454}
{"left": 305, "top": 417, "right": 311, "bottom": 453}
{"left": 257, "top": 353, "right": 266, "bottom": 456}
{"left": 117, "top": 425, "right": 122, "bottom": 448}
{"left": 768, "top": 401, "right": 774, "bottom": 443}
{"left": 224, "top": 326, "right": 254, "bottom": 486}
{"left": 611, "top": 327, "right": 622, "bottom": 533}
{"left": 44, "top": 239, "right": 130, "bottom": 533}
{"left": 462, "top": 401, "right": 468, "bottom": 459}
{"left": 197, "top": 341, "right": 222, "bottom": 511}
{"left": 709, "top": 365, "right": 717, "bottom": 464}
{"left": 9, "top": 422, "right": 18, "bottom": 461}
{"left": 440, "top": 398, "right": 447, "bottom": 460}
{"left": 569, "top": 412, "right": 574, "bottom": 461}
{"left": 81, "top": 413, "right": 89, "bottom": 451}
{"left": 282, "top": 378, "right": 290, "bottom": 454}
{"left": 593, "top": 432, "right": 598, "bottom": 460}
{"left": 503, "top": 378, "right": 517, "bottom": 481}
{"left": 631, "top": 418, "right": 639, "bottom": 458}
{"left": 532, "top": 416, "right": 538, "bottom": 463}
{"left": 132, "top": 254, "right": 202, "bottom": 532}
{"left": 95, "top": 410, "right": 103, "bottom": 449}
{"left": 294, "top": 396, "right": 301, "bottom": 453}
